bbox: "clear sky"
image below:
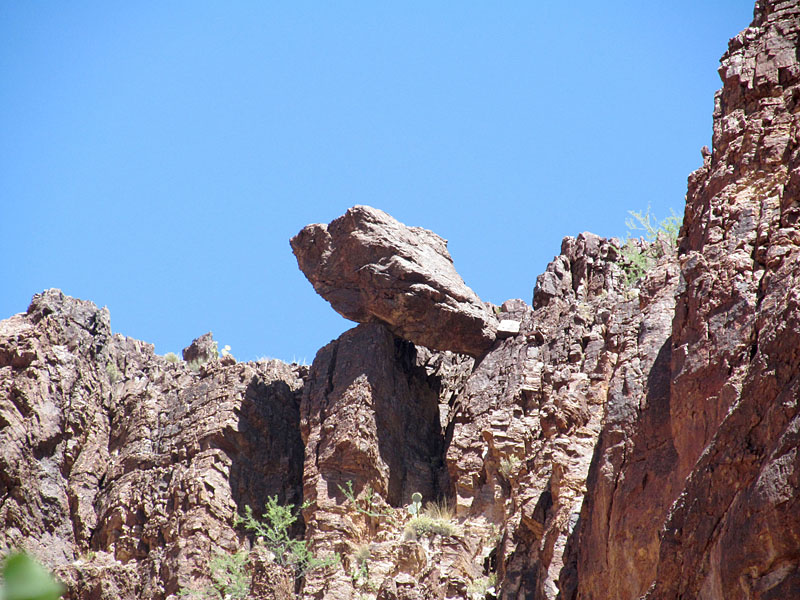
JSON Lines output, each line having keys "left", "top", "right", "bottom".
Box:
{"left": 2, "top": 2, "right": 755, "bottom": 363}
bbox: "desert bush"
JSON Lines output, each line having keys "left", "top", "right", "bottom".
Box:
{"left": 621, "top": 206, "right": 682, "bottom": 286}
{"left": 236, "top": 497, "right": 339, "bottom": 580}
{"left": 467, "top": 573, "right": 497, "bottom": 599}
{"left": 164, "top": 352, "right": 180, "bottom": 363}
{"left": 105, "top": 361, "right": 121, "bottom": 384}
{"left": 499, "top": 456, "right": 521, "bottom": 479}
{"left": 181, "top": 497, "right": 338, "bottom": 598}
{"left": 350, "top": 544, "right": 375, "bottom": 589}
{"left": 404, "top": 499, "right": 458, "bottom": 539}
{"left": 338, "top": 480, "right": 395, "bottom": 521}
{"left": 180, "top": 550, "right": 250, "bottom": 599}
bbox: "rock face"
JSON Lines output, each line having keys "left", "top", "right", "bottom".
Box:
{"left": 0, "top": 290, "right": 305, "bottom": 599}
{"left": 2, "top": 2, "right": 800, "bottom": 599}
{"left": 291, "top": 205, "right": 497, "bottom": 357}
{"left": 563, "top": 2, "right": 800, "bottom": 598}
{"left": 298, "top": 323, "right": 478, "bottom": 599}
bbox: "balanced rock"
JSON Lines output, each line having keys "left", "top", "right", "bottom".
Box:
{"left": 291, "top": 205, "right": 497, "bottom": 357}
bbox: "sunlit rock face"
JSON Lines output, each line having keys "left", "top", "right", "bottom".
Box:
{"left": 291, "top": 205, "right": 497, "bottom": 358}
{"left": 4, "top": 2, "right": 800, "bottom": 599}
{"left": 0, "top": 290, "right": 305, "bottom": 599}
{"left": 564, "top": 1, "right": 800, "bottom": 598}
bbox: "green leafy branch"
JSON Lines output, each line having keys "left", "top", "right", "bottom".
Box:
{"left": 235, "top": 497, "right": 339, "bottom": 580}
{"left": 621, "top": 206, "right": 682, "bottom": 286}
{"left": 337, "top": 481, "right": 395, "bottom": 522}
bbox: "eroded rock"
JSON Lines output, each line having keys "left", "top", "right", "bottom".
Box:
{"left": 291, "top": 205, "right": 497, "bottom": 357}
{"left": 0, "top": 290, "right": 306, "bottom": 600}
{"left": 565, "top": 2, "right": 800, "bottom": 598}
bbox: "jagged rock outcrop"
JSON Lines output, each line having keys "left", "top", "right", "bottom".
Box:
{"left": 0, "top": 290, "right": 305, "bottom": 599}
{"left": 445, "top": 233, "right": 678, "bottom": 600}
{"left": 2, "top": 2, "right": 800, "bottom": 599}
{"left": 563, "top": 1, "right": 800, "bottom": 598}
{"left": 291, "top": 205, "right": 498, "bottom": 357}
{"left": 299, "top": 323, "right": 477, "bottom": 599}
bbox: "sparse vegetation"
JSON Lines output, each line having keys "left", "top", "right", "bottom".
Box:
{"left": 105, "top": 361, "right": 121, "bottom": 384}
{"left": 338, "top": 480, "right": 395, "bottom": 522}
{"left": 235, "top": 497, "right": 339, "bottom": 580}
{"left": 164, "top": 352, "right": 180, "bottom": 363}
{"left": 621, "top": 206, "right": 682, "bottom": 287}
{"left": 187, "top": 342, "right": 234, "bottom": 371}
{"left": 350, "top": 544, "right": 374, "bottom": 590}
{"left": 180, "top": 550, "right": 250, "bottom": 600}
{"left": 404, "top": 500, "right": 458, "bottom": 540}
{"left": 499, "top": 455, "right": 521, "bottom": 479}
{"left": 180, "top": 497, "right": 338, "bottom": 598}
{"left": 467, "top": 573, "right": 497, "bottom": 599}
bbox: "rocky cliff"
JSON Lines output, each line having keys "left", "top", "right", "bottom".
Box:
{"left": 1, "top": 1, "right": 799, "bottom": 599}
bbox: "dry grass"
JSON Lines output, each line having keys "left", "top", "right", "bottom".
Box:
{"left": 404, "top": 498, "right": 458, "bottom": 539}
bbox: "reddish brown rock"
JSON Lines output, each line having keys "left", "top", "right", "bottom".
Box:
{"left": 446, "top": 233, "right": 671, "bottom": 600}
{"left": 291, "top": 205, "right": 497, "bottom": 357}
{"left": 564, "top": 2, "right": 800, "bottom": 598}
{"left": 649, "top": 1, "right": 800, "bottom": 596}
{"left": 298, "top": 322, "right": 477, "bottom": 599}
{"left": 3, "top": 3, "right": 800, "bottom": 599}
{"left": 0, "top": 290, "right": 306, "bottom": 599}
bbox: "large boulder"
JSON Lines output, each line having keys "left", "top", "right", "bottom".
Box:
{"left": 290, "top": 205, "right": 497, "bottom": 357}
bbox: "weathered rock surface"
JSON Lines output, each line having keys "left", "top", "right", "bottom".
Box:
{"left": 291, "top": 205, "right": 498, "bottom": 357}
{"left": 563, "top": 1, "right": 800, "bottom": 598}
{"left": 181, "top": 332, "right": 217, "bottom": 364}
{"left": 3, "top": 2, "right": 800, "bottom": 599}
{"left": 299, "top": 322, "right": 478, "bottom": 599}
{"left": 446, "top": 233, "right": 676, "bottom": 600}
{"left": 0, "top": 290, "right": 305, "bottom": 599}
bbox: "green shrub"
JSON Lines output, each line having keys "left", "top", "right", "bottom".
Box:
{"left": 180, "top": 550, "right": 250, "bottom": 600}
{"left": 625, "top": 206, "right": 681, "bottom": 245}
{"left": 621, "top": 206, "right": 682, "bottom": 287}
{"left": 404, "top": 500, "right": 458, "bottom": 539}
{"left": 105, "top": 361, "right": 121, "bottom": 384}
{"left": 350, "top": 544, "right": 373, "bottom": 589}
{"left": 164, "top": 352, "right": 180, "bottom": 363}
{"left": 338, "top": 480, "right": 394, "bottom": 521}
{"left": 235, "top": 497, "right": 339, "bottom": 580}
{"left": 181, "top": 498, "right": 338, "bottom": 598}
{"left": 1, "top": 552, "right": 65, "bottom": 600}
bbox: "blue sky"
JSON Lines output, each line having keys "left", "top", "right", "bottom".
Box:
{"left": 1, "top": 2, "right": 755, "bottom": 363}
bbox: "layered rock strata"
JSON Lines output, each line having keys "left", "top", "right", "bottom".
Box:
{"left": 0, "top": 290, "right": 304, "bottom": 599}
{"left": 564, "top": 1, "right": 800, "bottom": 598}
{"left": 291, "top": 205, "right": 498, "bottom": 357}
{"left": 2, "top": 1, "right": 800, "bottom": 598}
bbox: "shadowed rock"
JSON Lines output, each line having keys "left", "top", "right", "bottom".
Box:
{"left": 290, "top": 205, "right": 497, "bottom": 357}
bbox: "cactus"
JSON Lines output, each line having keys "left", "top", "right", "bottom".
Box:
{"left": 408, "top": 492, "right": 423, "bottom": 516}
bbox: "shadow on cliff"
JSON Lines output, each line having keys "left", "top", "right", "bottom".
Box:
{"left": 228, "top": 376, "right": 305, "bottom": 518}
{"left": 316, "top": 324, "right": 450, "bottom": 509}
{"left": 372, "top": 337, "right": 447, "bottom": 506}
{"left": 557, "top": 338, "right": 678, "bottom": 600}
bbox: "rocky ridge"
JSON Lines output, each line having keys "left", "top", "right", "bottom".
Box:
{"left": 1, "top": 1, "right": 799, "bottom": 599}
